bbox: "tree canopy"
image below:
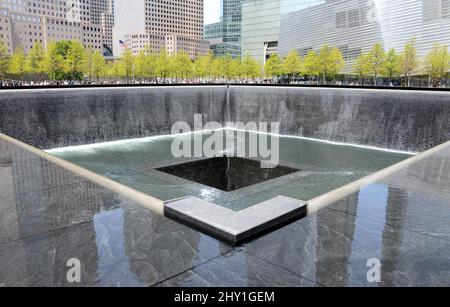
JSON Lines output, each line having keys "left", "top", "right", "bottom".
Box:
{"left": 0, "top": 38, "right": 447, "bottom": 86}
{"left": 424, "top": 43, "right": 450, "bottom": 86}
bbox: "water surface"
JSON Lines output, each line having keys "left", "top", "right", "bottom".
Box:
{"left": 49, "top": 130, "right": 412, "bottom": 210}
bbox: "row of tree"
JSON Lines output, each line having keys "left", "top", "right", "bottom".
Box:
{"left": 353, "top": 38, "right": 450, "bottom": 86}
{"left": 0, "top": 38, "right": 449, "bottom": 86}
{"left": 264, "top": 45, "right": 346, "bottom": 83}
{"left": 0, "top": 39, "right": 262, "bottom": 82}
{"left": 266, "top": 38, "right": 450, "bottom": 86}
{"left": 0, "top": 40, "right": 106, "bottom": 82}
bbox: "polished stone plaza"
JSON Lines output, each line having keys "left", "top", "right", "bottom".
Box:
{"left": 1, "top": 133, "right": 449, "bottom": 286}
{"left": 0, "top": 86, "right": 449, "bottom": 287}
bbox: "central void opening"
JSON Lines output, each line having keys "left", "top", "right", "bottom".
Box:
{"left": 156, "top": 156, "right": 300, "bottom": 192}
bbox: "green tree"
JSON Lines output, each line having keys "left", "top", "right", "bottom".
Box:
{"left": 283, "top": 50, "right": 302, "bottom": 81}
{"left": 230, "top": 57, "right": 243, "bottom": 80}
{"left": 241, "top": 54, "right": 260, "bottom": 81}
{"left": 194, "top": 52, "right": 214, "bottom": 80}
{"left": 44, "top": 42, "right": 65, "bottom": 80}
{"left": 317, "top": 45, "right": 332, "bottom": 83}
{"left": 175, "top": 50, "right": 193, "bottom": 80}
{"left": 157, "top": 49, "right": 172, "bottom": 81}
{"left": 136, "top": 44, "right": 159, "bottom": 81}
{"left": 264, "top": 54, "right": 283, "bottom": 79}
{"left": 216, "top": 55, "right": 238, "bottom": 81}
{"left": 424, "top": 43, "right": 450, "bottom": 87}
{"left": 83, "top": 48, "right": 95, "bottom": 81}
{"left": 353, "top": 53, "right": 371, "bottom": 85}
{"left": 8, "top": 48, "right": 28, "bottom": 82}
{"left": 400, "top": 37, "right": 419, "bottom": 87}
{"left": 105, "top": 60, "right": 122, "bottom": 81}
{"left": 303, "top": 50, "right": 320, "bottom": 78}
{"left": 383, "top": 48, "right": 401, "bottom": 81}
{"left": 0, "top": 40, "right": 10, "bottom": 82}
{"left": 328, "top": 47, "right": 346, "bottom": 81}
{"left": 64, "top": 41, "right": 84, "bottom": 80}
{"left": 120, "top": 49, "right": 135, "bottom": 81}
{"left": 211, "top": 57, "right": 222, "bottom": 80}
{"left": 44, "top": 40, "right": 84, "bottom": 80}
{"left": 317, "top": 45, "right": 345, "bottom": 84}
{"left": 134, "top": 50, "right": 147, "bottom": 81}
{"left": 223, "top": 55, "right": 235, "bottom": 80}
{"left": 367, "top": 43, "right": 386, "bottom": 85}
{"left": 145, "top": 52, "right": 158, "bottom": 81}
{"left": 28, "top": 42, "right": 46, "bottom": 77}
{"left": 104, "top": 62, "right": 115, "bottom": 81}
{"left": 91, "top": 52, "right": 106, "bottom": 83}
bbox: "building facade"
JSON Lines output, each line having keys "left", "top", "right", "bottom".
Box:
{"left": 222, "top": 0, "right": 242, "bottom": 55}
{"left": 241, "top": 0, "right": 281, "bottom": 64}
{"left": 113, "top": 0, "right": 209, "bottom": 59}
{"left": 100, "top": 0, "right": 114, "bottom": 56}
{"left": 204, "top": 0, "right": 242, "bottom": 58}
{"left": 277, "top": 0, "right": 450, "bottom": 73}
{"left": 0, "top": 0, "right": 112, "bottom": 55}
{"left": 0, "top": 8, "right": 13, "bottom": 54}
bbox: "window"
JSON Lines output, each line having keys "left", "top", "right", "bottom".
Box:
{"left": 335, "top": 11, "right": 347, "bottom": 28}
{"left": 347, "top": 9, "right": 360, "bottom": 28}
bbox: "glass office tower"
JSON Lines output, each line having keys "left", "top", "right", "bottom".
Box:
{"left": 204, "top": 0, "right": 242, "bottom": 58}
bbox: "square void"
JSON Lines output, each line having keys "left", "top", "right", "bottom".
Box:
{"left": 156, "top": 156, "right": 300, "bottom": 192}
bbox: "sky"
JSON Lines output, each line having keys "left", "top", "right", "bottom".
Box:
{"left": 204, "top": 0, "right": 222, "bottom": 25}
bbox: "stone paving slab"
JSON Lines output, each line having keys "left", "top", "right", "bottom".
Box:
{"left": 1, "top": 134, "right": 450, "bottom": 287}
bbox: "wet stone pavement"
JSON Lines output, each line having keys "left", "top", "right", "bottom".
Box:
{"left": 0, "top": 136, "right": 449, "bottom": 287}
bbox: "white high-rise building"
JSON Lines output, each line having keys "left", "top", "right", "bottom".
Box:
{"left": 241, "top": 0, "right": 281, "bottom": 64}
{"left": 241, "top": 0, "right": 450, "bottom": 72}
{"left": 113, "top": 0, "right": 209, "bottom": 59}
{"left": 277, "top": 0, "right": 450, "bottom": 72}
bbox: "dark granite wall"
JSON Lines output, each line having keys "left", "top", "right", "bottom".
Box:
{"left": 1, "top": 86, "right": 449, "bottom": 152}
{"left": 0, "top": 87, "right": 227, "bottom": 149}
{"left": 229, "top": 86, "right": 450, "bottom": 152}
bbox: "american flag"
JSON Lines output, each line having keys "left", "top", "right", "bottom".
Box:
{"left": 119, "top": 40, "right": 129, "bottom": 49}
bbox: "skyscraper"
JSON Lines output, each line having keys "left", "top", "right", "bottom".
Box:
{"left": 204, "top": 0, "right": 242, "bottom": 58}
{"left": 113, "top": 0, "right": 209, "bottom": 59}
{"left": 101, "top": 0, "right": 114, "bottom": 56}
{"left": 0, "top": 0, "right": 111, "bottom": 54}
{"left": 241, "top": 0, "right": 281, "bottom": 64}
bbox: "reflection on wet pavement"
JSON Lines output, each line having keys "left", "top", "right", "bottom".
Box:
{"left": 1, "top": 136, "right": 449, "bottom": 287}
